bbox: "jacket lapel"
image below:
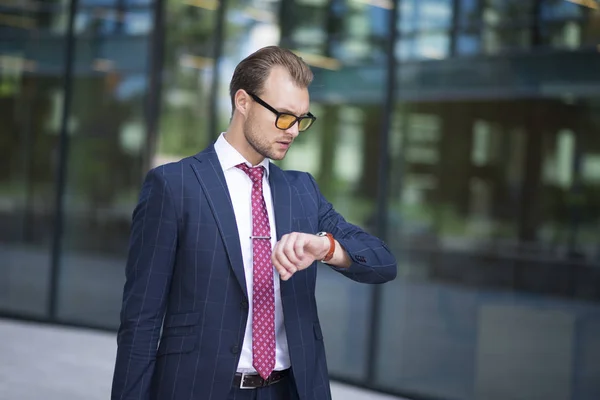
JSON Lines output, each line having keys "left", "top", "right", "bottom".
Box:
{"left": 190, "top": 145, "right": 248, "bottom": 299}
{"left": 268, "top": 164, "right": 292, "bottom": 241}
{"left": 268, "top": 164, "right": 295, "bottom": 299}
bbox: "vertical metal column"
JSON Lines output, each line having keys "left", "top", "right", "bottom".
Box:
{"left": 48, "top": 0, "right": 79, "bottom": 319}
{"left": 366, "top": 0, "right": 399, "bottom": 382}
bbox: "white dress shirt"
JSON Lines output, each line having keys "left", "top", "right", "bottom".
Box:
{"left": 213, "top": 132, "right": 291, "bottom": 373}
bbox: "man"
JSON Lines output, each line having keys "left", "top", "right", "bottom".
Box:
{"left": 111, "top": 46, "right": 397, "bottom": 400}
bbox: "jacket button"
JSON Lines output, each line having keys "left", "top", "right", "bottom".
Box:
{"left": 240, "top": 300, "right": 249, "bottom": 310}
{"left": 231, "top": 345, "right": 240, "bottom": 354}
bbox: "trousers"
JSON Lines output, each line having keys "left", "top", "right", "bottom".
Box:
{"left": 227, "top": 376, "right": 300, "bottom": 400}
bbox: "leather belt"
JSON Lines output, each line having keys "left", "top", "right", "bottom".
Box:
{"left": 233, "top": 369, "right": 290, "bottom": 389}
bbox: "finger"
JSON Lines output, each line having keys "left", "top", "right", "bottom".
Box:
{"left": 273, "top": 238, "right": 298, "bottom": 277}
{"left": 294, "top": 235, "right": 305, "bottom": 260}
{"left": 271, "top": 235, "right": 297, "bottom": 280}
{"left": 283, "top": 233, "right": 303, "bottom": 266}
{"left": 272, "top": 235, "right": 290, "bottom": 277}
{"left": 275, "top": 249, "right": 297, "bottom": 276}
{"left": 279, "top": 267, "right": 292, "bottom": 281}
{"left": 294, "top": 236, "right": 313, "bottom": 270}
{"left": 273, "top": 257, "right": 289, "bottom": 280}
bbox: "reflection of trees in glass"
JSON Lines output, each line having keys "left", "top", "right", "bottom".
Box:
{"left": 482, "top": 0, "right": 535, "bottom": 22}
{"left": 0, "top": 98, "right": 19, "bottom": 186}
{"left": 289, "top": 0, "right": 387, "bottom": 63}
{"left": 214, "top": 0, "right": 283, "bottom": 133}
{"left": 316, "top": 105, "right": 337, "bottom": 200}
{"left": 0, "top": 77, "right": 57, "bottom": 191}
{"left": 283, "top": 1, "right": 391, "bottom": 226}
{"left": 0, "top": 76, "right": 64, "bottom": 244}
{"left": 69, "top": 75, "right": 135, "bottom": 222}
{"left": 162, "top": 1, "right": 215, "bottom": 71}
{"left": 157, "top": 1, "right": 217, "bottom": 157}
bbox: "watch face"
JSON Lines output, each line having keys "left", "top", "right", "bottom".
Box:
{"left": 316, "top": 232, "right": 326, "bottom": 236}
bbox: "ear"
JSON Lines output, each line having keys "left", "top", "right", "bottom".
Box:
{"left": 234, "top": 89, "right": 251, "bottom": 117}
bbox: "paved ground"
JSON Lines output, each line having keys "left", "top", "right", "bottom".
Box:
{"left": 0, "top": 318, "right": 404, "bottom": 400}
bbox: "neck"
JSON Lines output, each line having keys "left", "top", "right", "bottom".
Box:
{"left": 224, "top": 116, "right": 264, "bottom": 166}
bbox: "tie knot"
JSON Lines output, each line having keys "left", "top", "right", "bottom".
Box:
{"left": 236, "top": 163, "right": 264, "bottom": 184}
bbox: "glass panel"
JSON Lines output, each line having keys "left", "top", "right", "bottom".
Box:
{"left": 74, "top": 8, "right": 152, "bottom": 35}
{"left": 459, "top": 0, "right": 479, "bottom": 27}
{"left": 0, "top": 5, "right": 68, "bottom": 316}
{"left": 581, "top": 15, "right": 600, "bottom": 47}
{"left": 156, "top": 0, "right": 219, "bottom": 159}
{"left": 80, "top": 0, "right": 117, "bottom": 6}
{"left": 290, "top": 0, "right": 390, "bottom": 65}
{"left": 396, "top": 32, "right": 451, "bottom": 61}
{"left": 540, "top": 0, "right": 585, "bottom": 21}
{"left": 381, "top": 4, "right": 600, "bottom": 395}
{"left": 123, "top": 9, "right": 152, "bottom": 34}
{"left": 481, "top": 27, "right": 530, "bottom": 54}
{"left": 289, "top": 0, "right": 330, "bottom": 54}
{"left": 338, "top": 1, "right": 391, "bottom": 63}
{"left": 456, "top": 32, "right": 481, "bottom": 55}
{"left": 539, "top": 21, "right": 582, "bottom": 50}
{"left": 482, "top": 0, "right": 534, "bottom": 26}
{"left": 399, "top": 0, "right": 453, "bottom": 33}
{"left": 215, "top": 0, "right": 281, "bottom": 132}
{"left": 55, "top": 3, "right": 154, "bottom": 327}
{"left": 379, "top": 98, "right": 600, "bottom": 400}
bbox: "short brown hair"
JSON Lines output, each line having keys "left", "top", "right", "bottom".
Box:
{"left": 229, "top": 46, "right": 313, "bottom": 113}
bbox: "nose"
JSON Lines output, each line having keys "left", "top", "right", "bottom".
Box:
{"left": 285, "top": 122, "right": 300, "bottom": 138}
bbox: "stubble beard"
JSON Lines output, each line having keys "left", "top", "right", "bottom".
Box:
{"left": 243, "top": 115, "right": 287, "bottom": 161}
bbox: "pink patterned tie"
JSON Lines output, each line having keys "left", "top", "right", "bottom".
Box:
{"left": 236, "top": 163, "right": 275, "bottom": 380}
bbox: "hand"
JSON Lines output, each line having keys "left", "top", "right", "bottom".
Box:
{"left": 271, "top": 232, "right": 329, "bottom": 281}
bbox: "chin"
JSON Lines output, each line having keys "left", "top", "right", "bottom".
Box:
{"left": 269, "top": 153, "right": 286, "bottom": 161}
{"left": 265, "top": 148, "right": 288, "bottom": 161}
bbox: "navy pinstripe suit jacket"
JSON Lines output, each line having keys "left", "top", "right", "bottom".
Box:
{"left": 111, "top": 144, "right": 397, "bottom": 400}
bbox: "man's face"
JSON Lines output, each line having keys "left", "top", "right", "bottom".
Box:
{"left": 243, "top": 66, "right": 310, "bottom": 161}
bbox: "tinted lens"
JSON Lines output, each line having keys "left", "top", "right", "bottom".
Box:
{"left": 298, "top": 117, "right": 315, "bottom": 131}
{"left": 276, "top": 114, "right": 296, "bottom": 129}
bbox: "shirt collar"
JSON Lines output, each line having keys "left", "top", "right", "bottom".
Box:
{"left": 214, "top": 132, "right": 270, "bottom": 177}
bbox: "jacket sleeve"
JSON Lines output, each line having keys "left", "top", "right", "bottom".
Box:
{"left": 111, "top": 166, "right": 178, "bottom": 400}
{"left": 307, "top": 173, "right": 397, "bottom": 284}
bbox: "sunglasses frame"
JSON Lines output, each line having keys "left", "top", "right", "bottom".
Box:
{"left": 247, "top": 92, "right": 316, "bottom": 132}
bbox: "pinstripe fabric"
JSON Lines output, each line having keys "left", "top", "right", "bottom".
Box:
{"left": 111, "top": 144, "right": 397, "bottom": 400}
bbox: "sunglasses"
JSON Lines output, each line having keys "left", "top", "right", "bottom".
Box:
{"left": 247, "top": 92, "right": 317, "bottom": 132}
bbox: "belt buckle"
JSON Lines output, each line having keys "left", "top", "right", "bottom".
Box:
{"left": 239, "top": 372, "right": 255, "bottom": 389}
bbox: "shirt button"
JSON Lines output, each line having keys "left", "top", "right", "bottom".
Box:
{"left": 231, "top": 345, "right": 240, "bottom": 354}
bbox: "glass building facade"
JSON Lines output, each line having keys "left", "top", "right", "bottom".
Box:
{"left": 2, "top": 0, "right": 600, "bottom": 399}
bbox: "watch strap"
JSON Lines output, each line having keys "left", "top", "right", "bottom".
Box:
{"left": 320, "top": 232, "right": 335, "bottom": 262}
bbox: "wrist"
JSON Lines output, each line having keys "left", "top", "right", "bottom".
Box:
{"left": 316, "top": 232, "right": 335, "bottom": 262}
{"left": 319, "top": 236, "right": 330, "bottom": 259}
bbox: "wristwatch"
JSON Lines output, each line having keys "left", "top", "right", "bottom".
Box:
{"left": 316, "top": 232, "right": 335, "bottom": 263}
